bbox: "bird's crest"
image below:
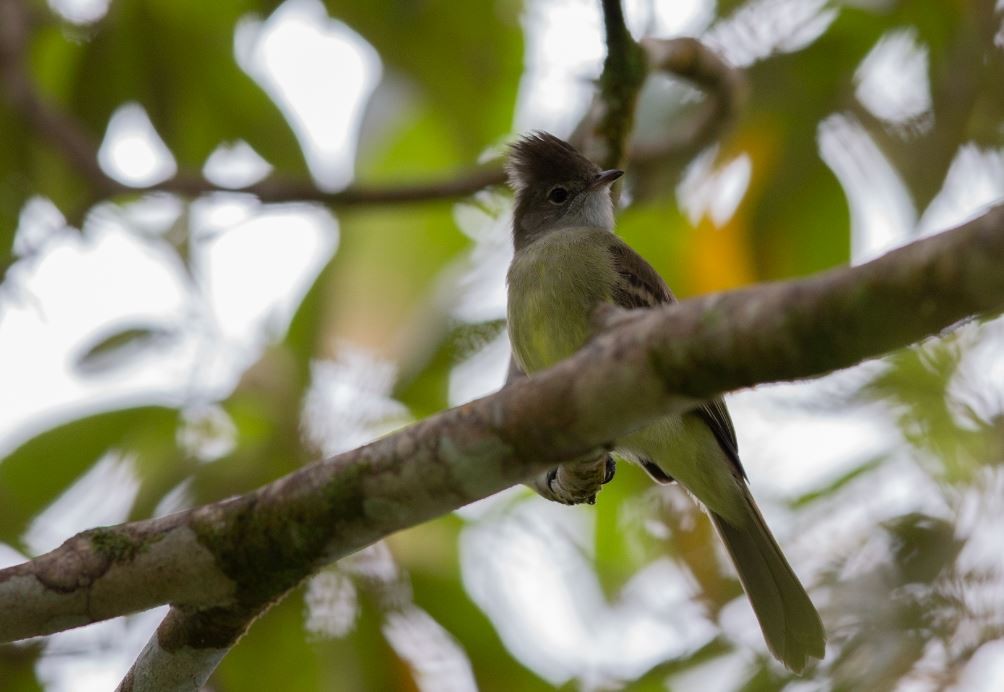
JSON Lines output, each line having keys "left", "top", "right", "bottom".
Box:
{"left": 504, "top": 132, "right": 599, "bottom": 192}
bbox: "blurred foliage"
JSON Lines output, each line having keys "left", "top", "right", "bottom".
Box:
{"left": 333, "top": 0, "right": 523, "bottom": 160}
{"left": 1, "top": 0, "right": 1003, "bottom": 690}
{"left": 52, "top": 0, "right": 309, "bottom": 172}
{"left": 0, "top": 640, "right": 42, "bottom": 692}
{"left": 0, "top": 406, "right": 180, "bottom": 549}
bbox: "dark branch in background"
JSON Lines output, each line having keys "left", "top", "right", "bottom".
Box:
{"left": 0, "top": 0, "right": 114, "bottom": 192}
{"left": 0, "top": 204, "right": 1001, "bottom": 689}
{"left": 0, "top": 0, "right": 507, "bottom": 218}
{"left": 0, "top": 0, "right": 741, "bottom": 224}
{"left": 594, "top": 0, "right": 648, "bottom": 170}
{"left": 636, "top": 37, "right": 747, "bottom": 162}
{"left": 162, "top": 165, "right": 507, "bottom": 206}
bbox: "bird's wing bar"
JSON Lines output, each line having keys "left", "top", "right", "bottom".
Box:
{"left": 607, "top": 241, "right": 675, "bottom": 306}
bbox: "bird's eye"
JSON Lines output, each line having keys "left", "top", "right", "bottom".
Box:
{"left": 547, "top": 186, "right": 569, "bottom": 204}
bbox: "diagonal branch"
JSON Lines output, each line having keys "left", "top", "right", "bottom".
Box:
{"left": 0, "top": 204, "right": 1001, "bottom": 688}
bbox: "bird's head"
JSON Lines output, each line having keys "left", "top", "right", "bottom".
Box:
{"left": 505, "top": 132, "right": 623, "bottom": 249}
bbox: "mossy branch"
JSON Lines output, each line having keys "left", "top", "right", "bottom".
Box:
{"left": 596, "top": 0, "right": 648, "bottom": 170}
{"left": 0, "top": 204, "right": 1001, "bottom": 689}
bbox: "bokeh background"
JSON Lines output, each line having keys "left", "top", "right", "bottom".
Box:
{"left": 2, "top": 0, "right": 1004, "bottom": 690}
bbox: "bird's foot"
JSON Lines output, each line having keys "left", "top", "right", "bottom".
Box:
{"left": 532, "top": 451, "right": 612, "bottom": 505}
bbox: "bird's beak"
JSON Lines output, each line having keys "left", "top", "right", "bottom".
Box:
{"left": 590, "top": 169, "right": 624, "bottom": 190}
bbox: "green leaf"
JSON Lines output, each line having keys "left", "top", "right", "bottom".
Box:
{"left": 284, "top": 255, "right": 337, "bottom": 389}
{"left": 212, "top": 589, "right": 324, "bottom": 690}
{"left": 0, "top": 107, "right": 31, "bottom": 267}
{"left": 63, "top": 0, "right": 308, "bottom": 174}
{"left": 744, "top": 32, "right": 860, "bottom": 278}
{"left": 395, "top": 318, "right": 507, "bottom": 420}
{"left": 0, "top": 406, "right": 180, "bottom": 549}
{"left": 634, "top": 638, "right": 737, "bottom": 689}
{"left": 189, "top": 353, "right": 313, "bottom": 505}
{"left": 323, "top": 103, "right": 471, "bottom": 378}
{"left": 0, "top": 642, "right": 43, "bottom": 692}
{"left": 883, "top": 512, "right": 960, "bottom": 584}
{"left": 74, "top": 325, "right": 175, "bottom": 375}
{"left": 329, "top": 0, "right": 523, "bottom": 159}
{"left": 863, "top": 341, "right": 994, "bottom": 483}
{"left": 790, "top": 455, "right": 886, "bottom": 508}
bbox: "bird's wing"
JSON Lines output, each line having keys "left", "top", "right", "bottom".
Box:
{"left": 606, "top": 237, "right": 746, "bottom": 479}
{"left": 607, "top": 241, "right": 676, "bottom": 308}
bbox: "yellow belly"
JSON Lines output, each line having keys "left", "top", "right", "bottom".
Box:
{"left": 506, "top": 228, "right": 618, "bottom": 373}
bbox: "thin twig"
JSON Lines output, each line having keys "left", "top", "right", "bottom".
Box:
{"left": 160, "top": 165, "right": 506, "bottom": 206}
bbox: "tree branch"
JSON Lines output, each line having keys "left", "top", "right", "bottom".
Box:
{"left": 116, "top": 605, "right": 257, "bottom": 692}
{"left": 0, "top": 0, "right": 114, "bottom": 192}
{"left": 0, "top": 204, "right": 1001, "bottom": 687}
{"left": 1, "top": 0, "right": 739, "bottom": 222}
{"left": 635, "top": 36, "right": 747, "bottom": 162}
{"left": 0, "top": 0, "right": 507, "bottom": 215}
{"left": 594, "top": 0, "right": 647, "bottom": 170}
{"left": 157, "top": 165, "right": 507, "bottom": 206}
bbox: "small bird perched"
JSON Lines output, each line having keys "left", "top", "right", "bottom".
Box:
{"left": 504, "top": 132, "right": 825, "bottom": 672}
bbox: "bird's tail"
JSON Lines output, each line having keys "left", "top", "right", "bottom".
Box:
{"left": 710, "top": 486, "right": 825, "bottom": 673}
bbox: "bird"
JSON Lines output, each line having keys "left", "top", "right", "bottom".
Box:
{"left": 504, "top": 131, "right": 825, "bottom": 672}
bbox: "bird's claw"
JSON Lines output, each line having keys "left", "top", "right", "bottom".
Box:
{"left": 546, "top": 467, "right": 559, "bottom": 493}
{"left": 602, "top": 455, "right": 616, "bottom": 484}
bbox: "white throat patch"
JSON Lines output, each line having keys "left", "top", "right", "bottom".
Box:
{"left": 572, "top": 190, "right": 615, "bottom": 231}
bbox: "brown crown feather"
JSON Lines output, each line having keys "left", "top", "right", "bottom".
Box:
{"left": 504, "top": 131, "right": 600, "bottom": 192}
